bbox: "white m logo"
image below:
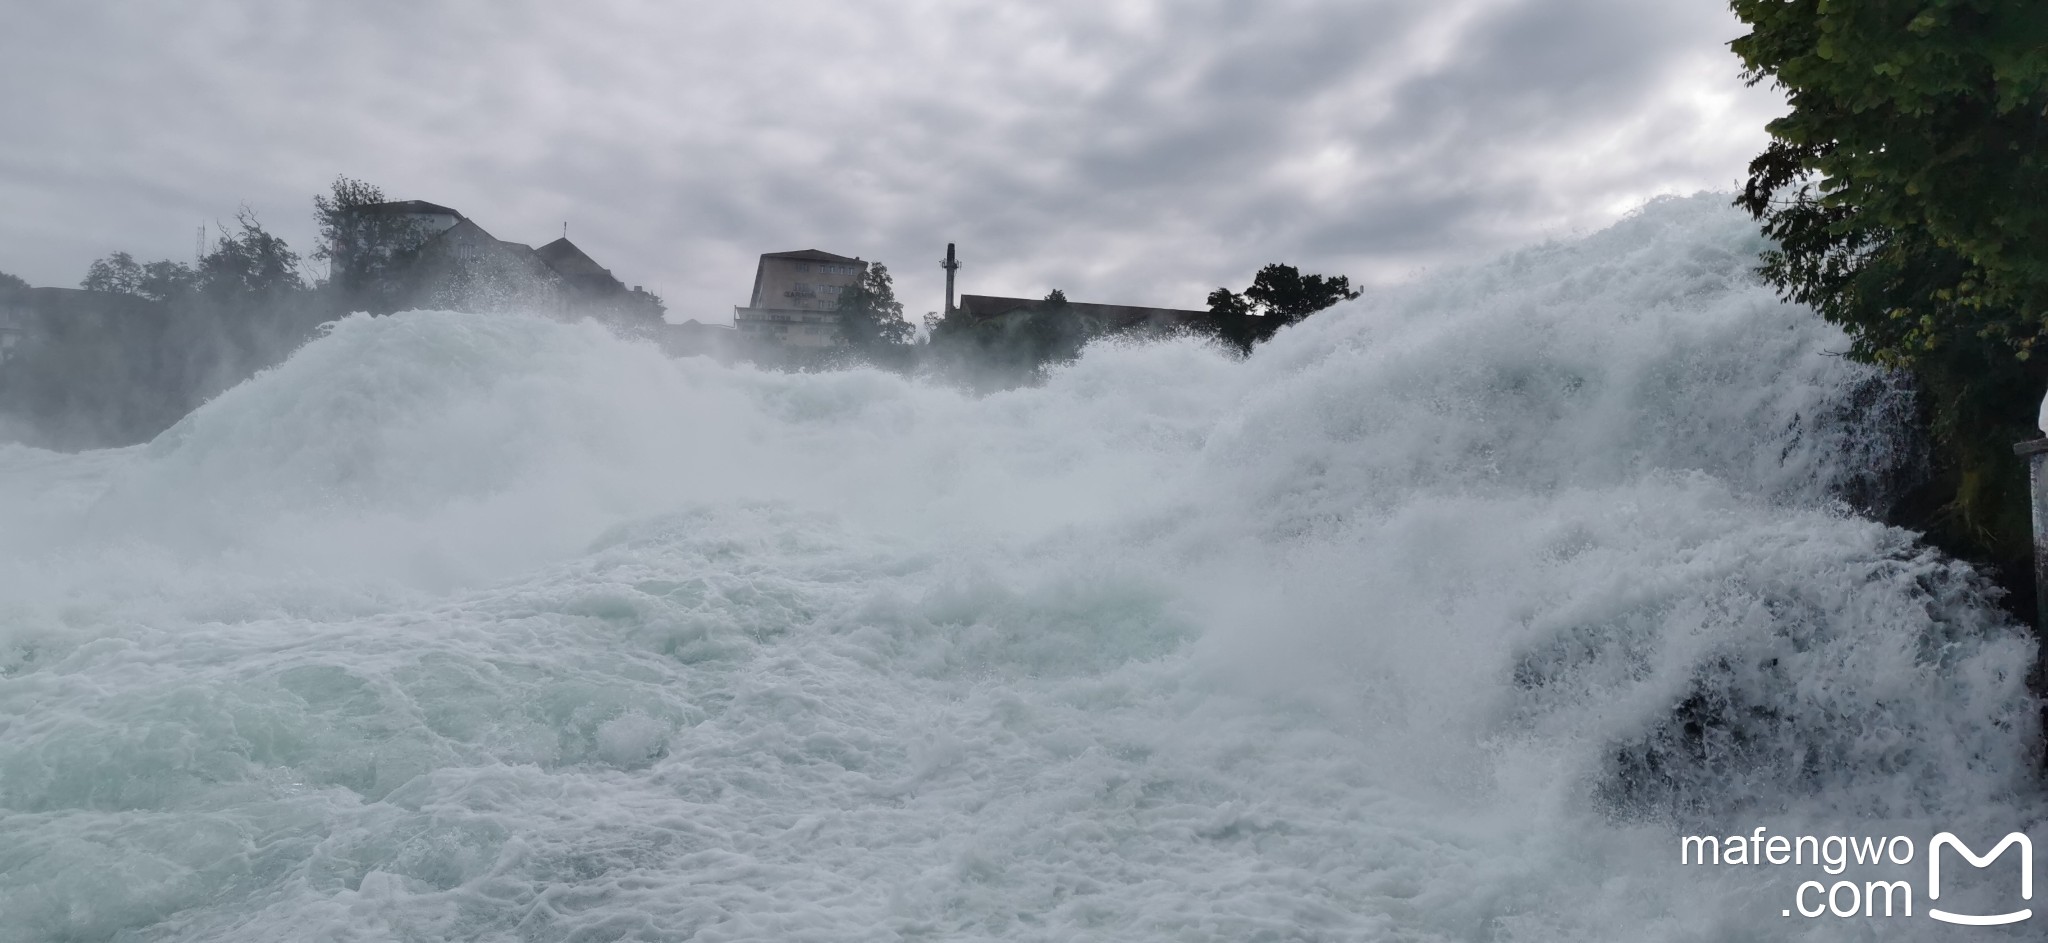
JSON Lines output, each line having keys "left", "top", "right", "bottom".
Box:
{"left": 1928, "top": 832, "right": 2033, "bottom": 926}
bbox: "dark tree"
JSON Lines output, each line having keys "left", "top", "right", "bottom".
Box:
{"left": 835, "top": 262, "right": 913, "bottom": 352}
{"left": 1732, "top": 0, "right": 2048, "bottom": 364}
{"left": 1203, "top": 286, "right": 1258, "bottom": 353}
{"left": 921, "top": 287, "right": 1097, "bottom": 386}
{"left": 17, "top": 203, "right": 323, "bottom": 450}
{"left": 81, "top": 252, "right": 142, "bottom": 295}
{"left": 140, "top": 259, "right": 199, "bottom": 301}
{"left": 312, "top": 175, "right": 431, "bottom": 311}
{"left": 82, "top": 251, "right": 198, "bottom": 303}
{"left": 1243, "top": 264, "right": 1360, "bottom": 322}
{"left": 1204, "top": 286, "right": 1251, "bottom": 320}
{"left": 0, "top": 270, "right": 28, "bottom": 291}
{"left": 1205, "top": 263, "right": 1359, "bottom": 352}
{"left": 199, "top": 209, "right": 304, "bottom": 300}
{"left": 1018, "top": 288, "right": 1090, "bottom": 366}
{"left": 1730, "top": 0, "right": 2048, "bottom": 598}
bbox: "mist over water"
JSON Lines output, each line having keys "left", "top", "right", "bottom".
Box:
{"left": 1, "top": 195, "right": 2040, "bottom": 941}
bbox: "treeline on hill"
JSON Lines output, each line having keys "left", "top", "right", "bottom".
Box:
{"left": 0, "top": 177, "right": 666, "bottom": 450}
{"left": 0, "top": 179, "right": 432, "bottom": 448}
{"left": 0, "top": 208, "right": 321, "bottom": 449}
{"left": 1729, "top": 2, "right": 2048, "bottom": 634}
{"left": 0, "top": 168, "right": 1358, "bottom": 449}
{"left": 827, "top": 262, "right": 1359, "bottom": 390}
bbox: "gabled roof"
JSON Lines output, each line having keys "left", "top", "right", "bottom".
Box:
{"left": 957, "top": 294, "right": 1207, "bottom": 323}
{"left": 0, "top": 285, "right": 167, "bottom": 318}
{"left": 420, "top": 218, "right": 501, "bottom": 253}
{"left": 536, "top": 237, "right": 613, "bottom": 278}
{"left": 761, "top": 249, "right": 864, "bottom": 264}
{"left": 413, "top": 220, "right": 561, "bottom": 282}
{"left": 359, "top": 200, "right": 463, "bottom": 217}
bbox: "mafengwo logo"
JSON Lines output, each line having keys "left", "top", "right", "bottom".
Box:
{"left": 1928, "top": 833, "right": 2032, "bottom": 926}
{"left": 1681, "top": 828, "right": 2033, "bottom": 923}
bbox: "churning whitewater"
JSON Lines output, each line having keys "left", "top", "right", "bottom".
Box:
{"left": 1, "top": 196, "right": 2041, "bottom": 941}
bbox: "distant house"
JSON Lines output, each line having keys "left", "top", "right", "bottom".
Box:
{"left": 351, "top": 201, "right": 662, "bottom": 328}
{"left": 655, "top": 318, "right": 740, "bottom": 360}
{"left": 0, "top": 286, "right": 166, "bottom": 364}
{"left": 359, "top": 199, "right": 464, "bottom": 236}
{"left": 953, "top": 294, "right": 1209, "bottom": 334}
{"left": 536, "top": 238, "right": 624, "bottom": 294}
{"left": 405, "top": 217, "right": 564, "bottom": 312}
{"left": 733, "top": 249, "right": 867, "bottom": 348}
{"left": 0, "top": 288, "right": 29, "bottom": 366}
{"left": 533, "top": 236, "right": 665, "bottom": 330}
{"left": 0, "top": 286, "right": 182, "bottom": 448}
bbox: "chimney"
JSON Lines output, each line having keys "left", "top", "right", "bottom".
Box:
{"left": 941, "top": 243, "right": 960, "bottom": 317}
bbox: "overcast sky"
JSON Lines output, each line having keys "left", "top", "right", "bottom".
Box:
{"left": 0, "top": 0, "right": 1782, "bottom": 324}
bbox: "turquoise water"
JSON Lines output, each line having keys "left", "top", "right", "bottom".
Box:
{"left": 0, "top": 195, "right": 2038, "bottom": 941}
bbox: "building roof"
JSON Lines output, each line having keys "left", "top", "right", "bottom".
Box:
{"left": 0, "top": 285, "right": 169, "bottom": 321}
{"left": 536, "top": 237, "right": 612, "bottom": 278}
{"left": 409, "top": 220, "right": 564, "bottom": 288}
{"left": 421, "top": 219, "right": 513, "bottom": 255}
{"left": 761, "top": 249, "right": 864, "bottom": 264}
{"left": 358, "top": 200, "right": 464, "bottom": 218}
{"left": 956, "top": 294, "right": 1208, "bottom": 323}
{"left": 673, "top": 318, "right": 735, "bottom": 332}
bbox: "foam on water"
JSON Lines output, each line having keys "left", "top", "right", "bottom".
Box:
{"left": 0, "top": 195, "right": 2040, "bottom": 941}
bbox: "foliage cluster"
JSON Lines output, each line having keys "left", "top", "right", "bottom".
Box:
{"left": 1733, "top": 0, "right": 2047, "bottom": 364}
{"left": 313, "top": 176, "right": 434, "bottom": 314}
{"left": 5, "top": 173, "right": 671, "bottom": 447}
{"left": 834, "top": 263, "right": 913, "bottom": 350}
{"left": 1730, "top": 0, "right": 2048, "bottom": 613}
{"left": 1204, "top": 264, "right": 1360, "bottom": 354}
{"left": 910, "top": 264, "right": 1356, "bottom": 386}
{"left": 922, "top": 288, "right": 1108, "bottom": 385}
{"left": 4, "top": 199, "right": 330, "bottom": 447}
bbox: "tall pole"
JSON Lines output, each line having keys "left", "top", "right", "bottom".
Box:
{"left": 2019, "top": 438, "right": 2048, "bottom": 627}
{"left": 2018, "top": 435, "right": 2048, "bottom": 714}
{"left": 942, "top": 243, "right": 960, "bottom": 318}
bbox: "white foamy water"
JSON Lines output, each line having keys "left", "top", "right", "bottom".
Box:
{"left": 1, "top": 196, "right": 2040, "bottom": 941}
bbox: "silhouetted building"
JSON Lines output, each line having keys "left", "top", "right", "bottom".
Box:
{"left": 0, "top": 290, "right": 28, "bottom": 366}
{"left": 0, "top": 286, "right": 166, "bottom": 366}
{"left": 347, "top": 200, "right": 663, "bottom": 329}
{"left": 0, "top": 286, "right": 183, "bottom": 449}
{"left": 405, "top": 218, "right": 564, "bottom": 312}
{"left": 954, "top": 294, "right": 1208, "bottom": 333}
{"left": 536, "top": 238, "right": 623, "bottom": 294}
{"left": 655, "top": 318, "right": 741, "bottom": 359}
{"left": 359, "top": 200, "right": 464, "bottom": 235}
{"left": 733, "top": 249, "right": 867, "bottom": 348}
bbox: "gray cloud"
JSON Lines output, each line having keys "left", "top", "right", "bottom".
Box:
{"left": 0, "top": 0, "right": 1783, "bottom": 323}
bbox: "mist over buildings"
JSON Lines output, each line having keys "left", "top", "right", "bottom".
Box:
{"left": 0, "top": 0, "right": 1784, "bottom": 328}
{"left": 0, "top": 1, "right": 1791, "bottom": 451}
